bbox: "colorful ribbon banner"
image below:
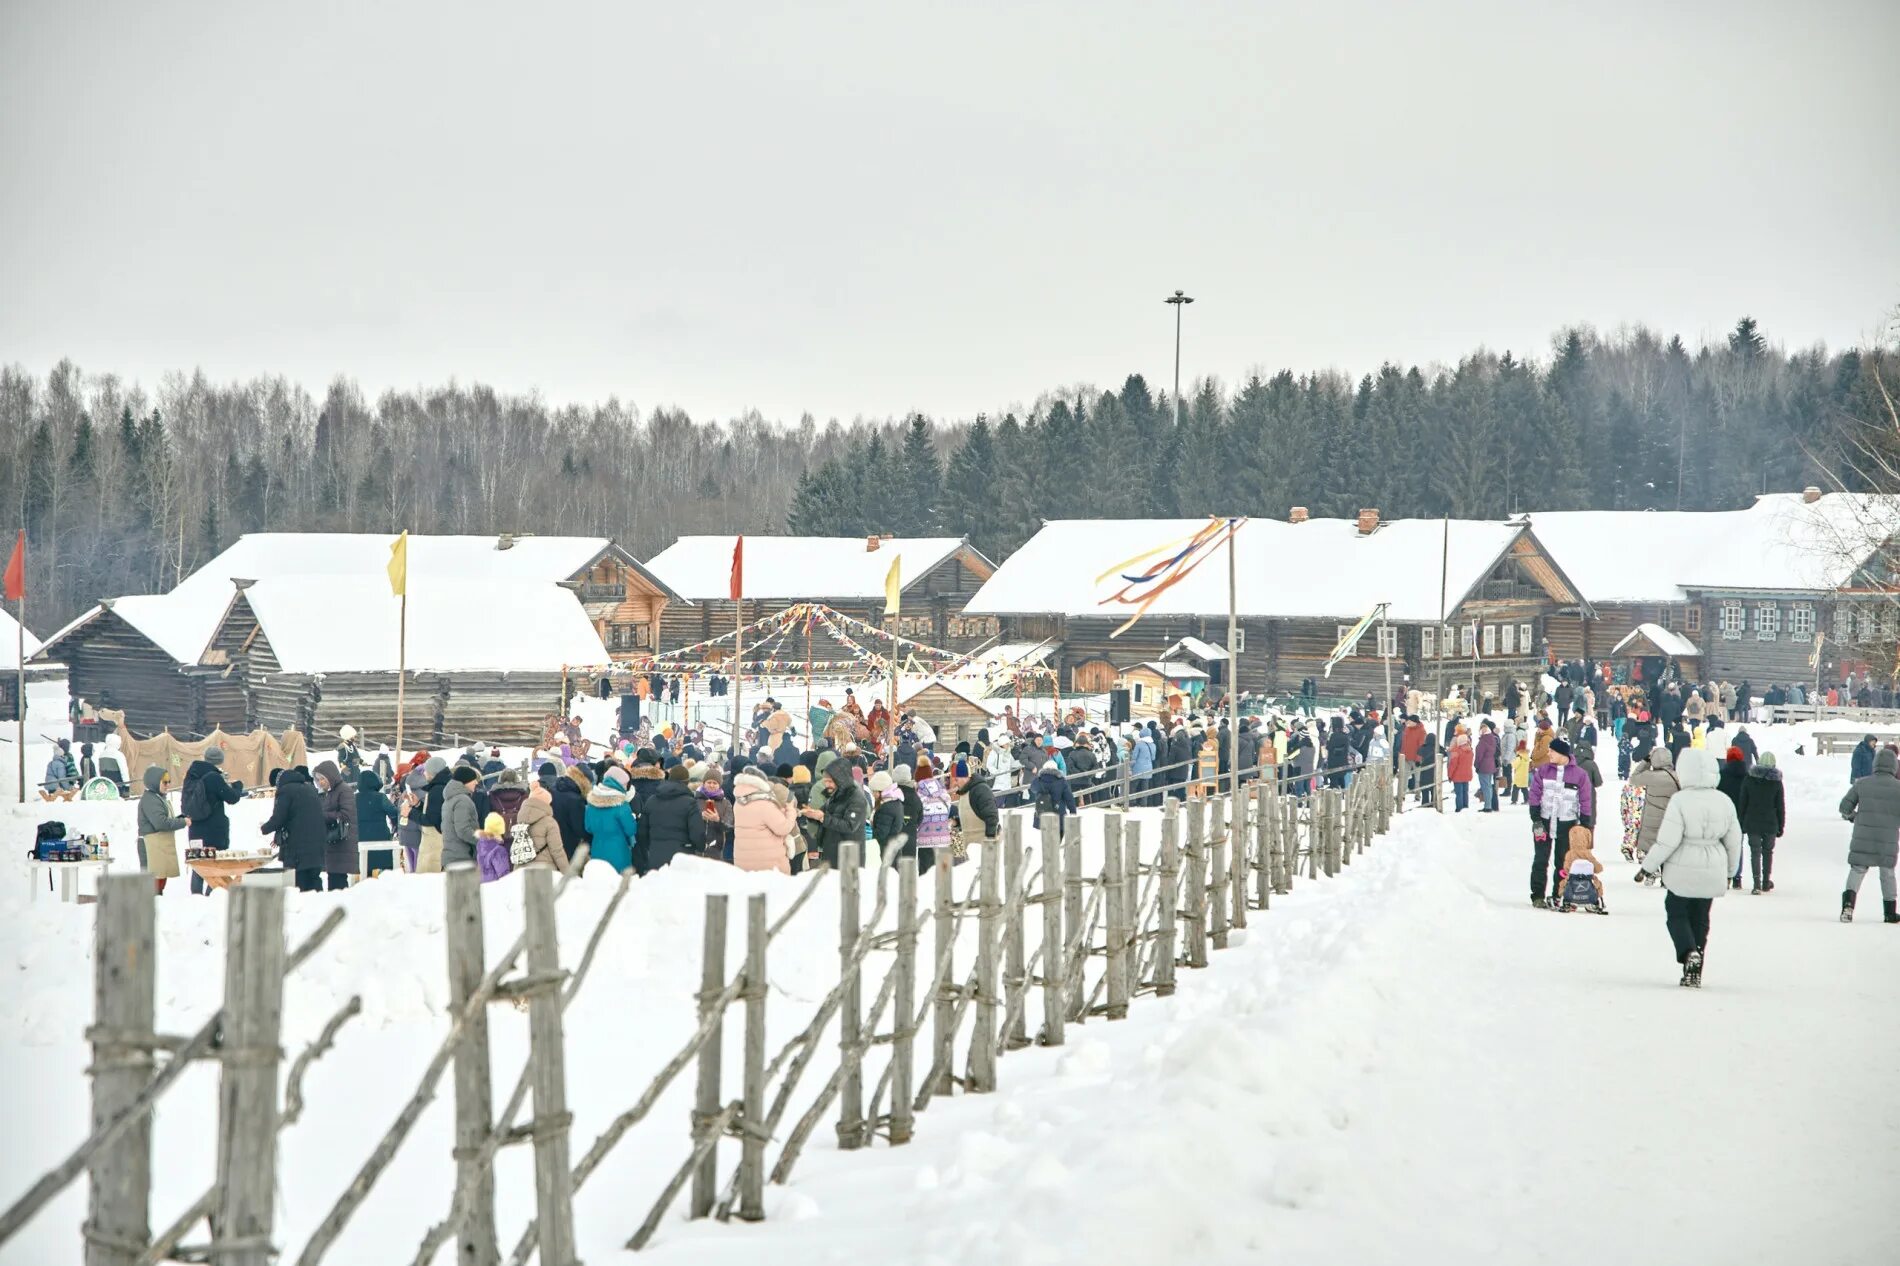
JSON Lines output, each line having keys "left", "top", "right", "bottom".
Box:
{"left": 1095, "top": 516, "right": 1245, "bottom": 638}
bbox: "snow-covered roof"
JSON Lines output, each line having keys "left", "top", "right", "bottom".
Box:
{"left": 0, "top": 608, "right": 41, "bottom": 670}
{"left": 966, "top": 518, "right": 1569, "bottom": 624}
{"left": 1521, "top": 493, "right": 1900, "bottom": 601}
{"left": 36, "top": 532, "right": 635, "bottom": 667}
{"left": 646, "top": 536, "right": 982, "bottom": 601}
{"left": 969, "top": 641, "right": 1056, "bottom": 669}
{"left": 1610, "top": 623, "right": 1701, "bottom": 659}
{"left": 897, "top": 676, "right": 1006, "bottom": 715}
{"left": 1122, "top": 660, "right": 1209, "bottom": 680}
{"left": 1164, "top": 635, "right": 1229, "bottom": 662}
{"left": 235, "top": 578, "right": 609, "bottom": 674}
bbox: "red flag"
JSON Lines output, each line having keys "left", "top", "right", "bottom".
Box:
{"left": 729, "top": 535, "right": 744, "bottom": 601}
{"left": 2, "top": 530, "right": 22, "bottom": 603}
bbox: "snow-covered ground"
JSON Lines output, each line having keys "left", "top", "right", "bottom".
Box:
{"left": 2, "top": 685, "right": 1895, "bottom": 1264}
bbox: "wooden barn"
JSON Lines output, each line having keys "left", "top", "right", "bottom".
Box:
{"left": 963, "top": 510, "right": 1593, "bottom": 702}
{"left": 197, "top": 577, "right": 611, "bottom": 746}
{"left": 1524, "top": 490, "right": 1900, "bottom": 690}
{"left": 896, "top": 678, "right": 1003, "bottom": 746}
{"left": 1, "top": 607, "right": 43, "bottom": 723}
{"left": 30, "top": 532, "right": 669, "bottom": 739}
{"left": 1116, "top": 660, "right": 1209, "bottom": 720}
{"left": 645, "top": 535, "right": 998, "bottom": 662}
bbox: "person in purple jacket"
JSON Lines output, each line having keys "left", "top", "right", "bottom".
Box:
{"left": 1475, "top": 719, "right": 1502, "bottom": 813}
{"left": 1527, "top": 737, "right": 1595, "bottom": 908}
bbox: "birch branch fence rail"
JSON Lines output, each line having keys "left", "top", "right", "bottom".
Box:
{"left": 2, "top": 762, "right": 1402, "bottom": 1265}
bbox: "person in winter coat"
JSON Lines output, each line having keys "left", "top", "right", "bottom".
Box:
{"left": 956, "top": 765, "right": 1001, "bottom": 844}
{"left": 354, "top": 769, "right": 400, "bottom": 875}
{"left": 1323, "top": 718, "right": 1353, "bottom": 790}
{"left": 1574, "top": 742, "right": 1603, "bottom": 792}
{"left": 1029, "top": 761, "right": 1078, "bottom": 833}
{"left": 1529, "top": 720, "right": 1554, "bottom": 770}
{"left": 1627, "top": 745, "right": 1682, "bottom": 869}
{"left": 335, "top": 725, "right": 365, "bottom": 779}
{"left": 312, "top": 759, "right": 360, "bottom": 888}
{"left": 731, "top": 768, "right": 796, "bottom": 874}
{"left": 1637, "top": 747, "right": 1744, "bottom": 984}
{"left": 641, "top": 765, "right": 708, "bottom": 871}
{"left": 416, "top": 756, "right": 453, "bottom": 873}
{"left": 1731, "top": 727, "right": 1757, "bottom": 766}
{"left": 1527, "top": 738, "right": 1595, "bottom": 907}
{"left": 1130, "top": 730, "right": 1156, "bottom": 804}
{"left": 136, "top": 765, "right": 188, "bottom": 891}
{"left": 583, "top": 766, "right": 640, "bottom": 873}
{"left": 515, "top": 781, "right": 573, "bottom": 873}
{"left": 1474, "top": 720, "right": 1501, "bottom": 812}
{"left": 488, "top": 769, "right": 530, "bottom": 831}
{"left": 439, "top": 767, "right": 484, "bottom": 869}
{"left": 475, "top": 812, "right": 513, "bottom": 882}
{"left": 261, "top": 766, "right": 328, "bottom": 892}
{"left": 1446, "top": 726, "right": 1475, "bottom": 811}
{"left": 550, "top": 767, "right": 591, "bottom": 862}
{"left": 1509, "top": 741, "right": 1531, "bottom": 804}
{"left": 1849, "top": 734, "right": 1878, "bottom": 785}
{"left": 182, "top": 746, "right": 246, "bottom": 895}
{"left": 1837, "top": 746, "right": 1900, "bottom": 923}
{"left": 869, "top": 770, "right": 906, "bottom": 860}
{"left": 804, "top": 763, "right": 866, "bottom": 868}
{"left": 1165, "top": 725, "right": 1195, "bottom": 799}
{"left": 912, "top": 757, "right": 953, "bottom": 870}
{"left": 395, "top": 764, "right": 428, "bottom": 871}
{"left": 1715, "top": 745, "right": 1750, "bottom": 888}
{"left": 1737, "top": 751, "right": 1785, "bottom": 893}
{"left": 698, "top": 774, "right": 733, "bottom": 861}
{"left": 43, "top": 739, "right": 80, "bottom": 793}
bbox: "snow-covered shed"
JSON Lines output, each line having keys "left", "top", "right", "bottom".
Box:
{"left": 645, "top": 535, "right": 998, "bottom": 659}
{"left": 964, "top": 511, "right": 1591, "bottom": 699}
{"left": 32, "top": 532, "right": 664, "bottom": 738}
{"left": 0, "top": 607, "right": 43, "bottom": 722}
{"left": 1116, "top": 660, "right": 1208, "bottom": 720}
{"left": 198, "top": 578, "right": 611, "bottom": 745}
{"left": 896, "top": 677, "right": 1003, "bottom": 746}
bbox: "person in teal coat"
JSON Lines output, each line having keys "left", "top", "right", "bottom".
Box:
{"left": 583, "top": 766, "right": 639, "bottom": 873}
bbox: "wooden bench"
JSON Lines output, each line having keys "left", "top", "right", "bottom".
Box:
{"left": 1770, "top": 705, "right": 1900, "bottom": 726}
{"left": 1813, "top": 729, "right": 1900, "bottom": 756}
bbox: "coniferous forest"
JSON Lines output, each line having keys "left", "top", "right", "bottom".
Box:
{"left": 3, "top": 317, "right": 1893, "bottom": 631}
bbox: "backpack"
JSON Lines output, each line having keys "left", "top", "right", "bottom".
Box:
{"left": 181, "top": 773, "right": 212, "bottom": 821}
{"left": 509, "top": 821, "right": 537, "bottom": 866}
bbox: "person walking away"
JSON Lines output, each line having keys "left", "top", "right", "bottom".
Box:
{"left": 732, "top": 767, "right": 796, "bottom": 874}
{"left": 515, "top": 778, "right": 574, "bottom": 874}
{"left": 1574, "top": 741, "right": 1603, "bottom": 794}
{"left": 582, "top": 766, "right": 639, "bottom": 873}
{"left": 1527, "top": 737, "right": 1594, "bottom": 908}
{"left": 416, "top": 755, "right": 453, "bottom": 873}
{"left": 1475, "top": 719, "right": 1501, "bottom": 812}
{"left": 1447, "top": 725, "right": 1474, "bottom": 812}
{"left": 956, "top": 764, "right": 1001, "bottom": 851}
{"left": 1716, "top": 745, "right": 1750, "bottom": 889}
{"left": 181, "top": 745, "right": 246, "bottom": 895}
{"left": 1636, "top": 748, "right": 1743, "bottom": 985}
{"left": 640, "top": 765, "right": 707, "bottom": 871}
{"left": 355, "top": 769, "right": 400, "bottom": 875}
{"left": 869, "top": 771, "right": 905, "bottom": 865}
{"left": 439, "top": 766, "right": 484, "bottom": 869}
{"left": 913, "top": 756, "right": 953, "bottom": 870}
{"left": 1737, "top": 751, "right": 1785, "bottom": 894}
{"left": 550, "top": 765, "right": 591, "bottom": 864}
{"left": 1627, "top": 746, "right": 1682, "bottom": 878}
{"left": 1837, "top": 746, "right": 1900, "bottom": 923}
{"left": 43, "top": 738, "right": 80, "bottom": 794}
{"left": 136, "top": 766, "right": 188, "bottom": 893}
{"left": 260, "top": 766, "right": 327, "bottom": 893}
{"left": 1030, "top": 758, "right": 1078, "bottom": 836}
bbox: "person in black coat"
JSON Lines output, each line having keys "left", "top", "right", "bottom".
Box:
{"left": 1731, "top": 727, "right": 1758, "bottom": 766}
{"left": 182, "top": 747, "right": 246, "bottom": 895}
{"left": 1323, "top": 718, "right": 1352, "bottom": 789}
{"left": 803, "top": 765, "right": 868, "bottom": 868}
{"left": 260, "top": 766, "right": 328, "bottom": 891}
{"left": 550, "top": 772, "right": 590, "bottom": 862}
{"left": 1737, "top": 751, "right": 1786, "bottom": 893}
{"left": 1166, "top": 726, "right": 1194, "bottom": 799}
{"left": 354, "top": 769, "right": 400, "bottom": 874}
{"left": 637, "top": 766, "right": 707, "bottom": 871}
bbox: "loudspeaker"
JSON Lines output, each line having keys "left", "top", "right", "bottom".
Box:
{"left": 619, "top": 695, "right": 641, "bottom": 732}
{"left": 1109, "top": 689, "right": 1131, "bottom": 724}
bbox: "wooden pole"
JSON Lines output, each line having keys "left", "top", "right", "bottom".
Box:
{"left": 692, "top": 895, "right": 729, "bottom": 1209}
{"left": 1122, "top": 821, "right": 1142, "bottom": 1002}
{"left": 1227, "top": 523, "right": 1241, "bottom": 807}
{"left": 1435, "top": 516, "right": 1449, "bottom": 816}
{"left": 14, "top": 537, "right": 24, "bottom": 804}
{"left": 1156, "top": 802, "right": 1179, "bottom": 996}
{"left": 1103, "top": 812, "right": 1128, "bottom": 1020}
{"left": 213, "top": 881, "right": 285, "bottom": 1266}
{"left": 738, "top": 894, "right": 767, "bottom": 1221}
{"left": 835, "top": 846, "right": 864, "bottom": 1148}
{"left": 804, "top": 606, "right": 813, "bottom": 741}
{"left": 1002, "top": 814, "right": 1028, "bottom": 1050}
{"left": 931, "top": 853, "right": 955, "bottom": 1095}
{"left": 732, "top": 600, "right": 745, "bottom": 760}
{"left": 887, "top": 635, "right": 901, "bottom": 770}
{"left": 87, "top": 875, "right": 154, "bottom": 1266}
{"left": 1230, "top": 788, "right": 1249, "bottom": 931}
{"left": 1208, "top": 795, "right": 1228, "bottom": 950}
{"left": 891, "top": 857, "right": 918, "bottom": 1143}
{"left": 1037, "top": 815, "right": 1064, "bottom": 1046}
{"left": 1062, "top": 815, "right": 1084, "bottom": 1021}
{"left": 396, "top": 590, "right": 406, "bottom": 763}
{"left": 445, "top": 865, "right": 499, "bottom": 1266}
{"left": 1253, "top": 784, "right": 1271, "bottom": 911}
{"left": 970, "top": 837, "right": 999, "bottom": 1091}
{"left": 1183, "top": 797, "right": 1207, "bottom": 968}
{"left": 522, "top": 867, "right": 578, "bottom": 1266}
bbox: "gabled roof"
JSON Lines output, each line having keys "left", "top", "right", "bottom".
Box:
{"left": 1164, "top": 635, "right": 1229, "bottom": 662}
{"left": 1122, "top": 660, "right": 1209, "bottom": 680}
{"left": 35, "top": 532, "right": 654, "bottom": 668}
{"left": 897, "top": 676, "right": 1005, "bottom": 715}
{"left": 965, "top": 517, "right": 1580, "bottom": 624}
{"left": 0, "top": 607, "right": 41, "bottom": 670}
{"left": 646, "top": 536, "right": 991, "bottom": 602}
{"left": 1610, "top": 623, "right": 1701, "bottom": 659}
{"left": 220, "top": 579, "right": 610, "bottom": 674}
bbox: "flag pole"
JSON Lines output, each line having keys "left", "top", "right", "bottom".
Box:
{"left": 14, "top": 529, "right": 25, "bottom": 805}
{"left": 887, "top": 634, "right": 900, "bottom": 771}
{"left": 396, "top": 589, "right": 407, "bottom": 761}
{"left": 1435, "top": 517, "right": 1449, "bottom": 815}
{"left": 733, "top": 598, "right": 745, "bottom": 760}
{"left": 1226, "top": 519, "right": 1241, "bottom": 802}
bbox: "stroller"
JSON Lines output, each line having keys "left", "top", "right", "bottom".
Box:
{"left": 1558, "top": 869, "right": 1610, "bottom": 915}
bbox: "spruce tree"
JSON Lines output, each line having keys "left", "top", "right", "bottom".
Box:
{"left": 898, "top": 414, "right": 943, "bottom": 533}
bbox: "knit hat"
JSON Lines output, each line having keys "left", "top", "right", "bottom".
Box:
{"left": 453, "top": 765, "right": 481, "bottom": 784}
{"left": 204, "top": 746, "right": 226, "bottom": 766}
{"left": 915, "top": 756, "right": 935, "bottom": 779}
{"left": 497, "top": 769, "right": 523, "bottom": 788}
{"left": 1758, "top": 751, "right": 1777, "bottom": 769}
{"left": 1725, "top": 746, "right": 1746, "bottom": 763}
{"left": 893, "top": 764, "right": 914, "bottom": 786}
{"left": 482, "top": 812, "right": 505, "bottom": 836}
{"left": 537, "top": 761, "right": 560, "bottom": 780}
{"left": 791, "top": 766, "right": 812, "bottom": 785}
{"left": 602, "top": 766, "right": 629, "bottom": 790}
{"left": 1548, "top": 738, "right": 1572, "bottom": 758}
{"left": 869, "top": 771, "right": 893, "bottom": 794}
{"left": 340, "top": 725, "right": 358, "bottom": 742}
{"left": 424, "top": 755, "right": 449, "bottom": 778}
{"left": 666, "top": 764, "right": 692, "bottom": 782}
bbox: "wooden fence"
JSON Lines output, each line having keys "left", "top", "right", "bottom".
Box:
{"left": 1, "top": 763, "right": 1402, "bottom": 1264}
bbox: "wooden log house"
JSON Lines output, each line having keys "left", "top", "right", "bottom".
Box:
{"left": 1, "top": 607, "right": 45, "bottom": 723}
{"left": 963, "top": 510, "right": 1593, "bottom": 702}
{"left": 644, "top": 535, "right": 998, "bottom": 666}
{"left": 31, "top": 532, "right": 673, "bottom": 740}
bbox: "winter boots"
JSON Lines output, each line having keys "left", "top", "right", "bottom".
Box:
{"left": 1680, "top": 949, "right": 1704, "bottom": 988}
{"left": 1886, "top": 900, "right": 1899, "bottom": 925}
{"left": 1841, "top": 891, "right": 1856, "bottom": 923}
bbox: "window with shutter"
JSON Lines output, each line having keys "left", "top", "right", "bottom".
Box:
{"left": 1755, "top": 603, "right": 1780, "bottom": 641}
{"left": 1719, "top": 601, "right": 1744, "bottom": 640}
{"left": 1482, "top": 624, "right": 1497, "bottom": 656}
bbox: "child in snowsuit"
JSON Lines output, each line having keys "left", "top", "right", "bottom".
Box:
{"left": 1509, "top": 742, "right": 1531, "bottom": 805}
{"left": 1561, "top": 826, "right": 1608, "bottom": 909}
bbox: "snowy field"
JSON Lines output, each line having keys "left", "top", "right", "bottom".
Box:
{"left": 2, "top": 681, "right": 1896, "bottom": 1265}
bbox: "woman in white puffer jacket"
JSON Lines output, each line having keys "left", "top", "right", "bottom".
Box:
{"left": 1637, "top": 747, "right": 1743, "bottom": 986}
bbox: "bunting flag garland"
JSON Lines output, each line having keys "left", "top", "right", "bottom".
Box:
{"left": 1095, "top": 516, "right": 1245, "bottom": 638}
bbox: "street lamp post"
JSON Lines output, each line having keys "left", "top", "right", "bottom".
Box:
{"left": 1165, "top": 290, "right": 1194, "bottom": 430}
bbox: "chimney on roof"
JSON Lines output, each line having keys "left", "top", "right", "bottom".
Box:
{"left": 1289, "top": 506, "right": 1310, "bottom": 525}
{"left": 1356, "top": 508, "right": 1380, "bottom": 535}
{"left": 1802, "top": 486, "right": 1822, "bottom": 504}
{"left": 865, "top": 535, "right": 881, "bottom": 552}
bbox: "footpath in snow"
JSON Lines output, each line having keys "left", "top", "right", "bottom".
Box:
{"left": 2, "top": 700, "right": 1896, "bottom": 1265}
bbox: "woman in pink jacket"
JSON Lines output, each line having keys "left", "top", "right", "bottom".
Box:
{"left": 731, "top": 767, "right": 796, "bottom": 874}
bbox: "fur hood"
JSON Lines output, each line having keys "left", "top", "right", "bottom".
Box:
{"left": 733, "top": 769, "right": 773, "bottom": 798}
{"left": 587, "top": 783, "right": 629, "bottom": 809}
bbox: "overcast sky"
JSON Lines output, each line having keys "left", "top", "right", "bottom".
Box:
{"left": 4, "top": 0, "right": 1897, "bottom": 424}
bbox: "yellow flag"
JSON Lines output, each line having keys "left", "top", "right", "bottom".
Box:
{"left": 387, "top": 530, "right": 408, "bottom": 597}
{"left": 884, "top": 555, "right": 901, "bottom": 616}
